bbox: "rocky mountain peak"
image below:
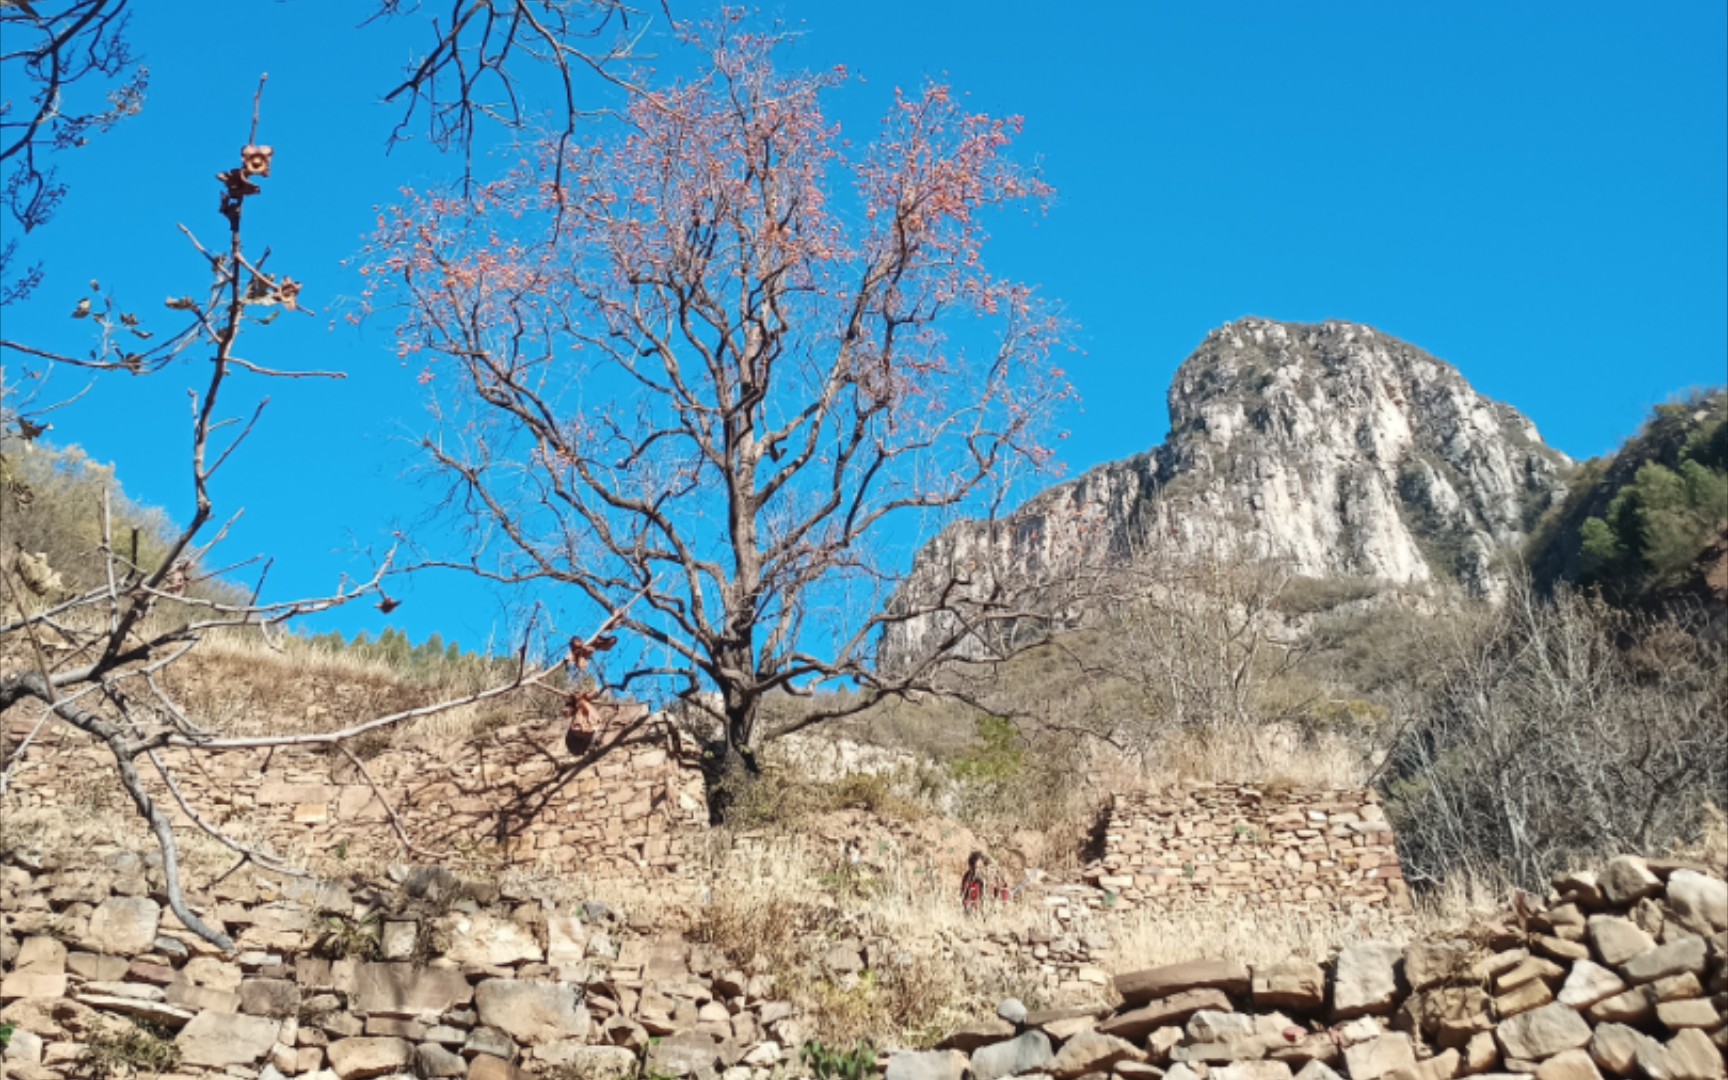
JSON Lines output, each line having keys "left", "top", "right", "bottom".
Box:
{"left": 879, "top": 318, "right": 1572, "bottom": 672}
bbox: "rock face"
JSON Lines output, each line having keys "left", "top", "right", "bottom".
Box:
{"left": 881, "top": 318, "right": 1569, "bottom": 672}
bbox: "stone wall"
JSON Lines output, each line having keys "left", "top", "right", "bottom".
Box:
{"left": 2, "top": 712, "right": 709, "bottom": 883}
{"left": 1093, "top": 781, "right": 1410, "bottom": 914}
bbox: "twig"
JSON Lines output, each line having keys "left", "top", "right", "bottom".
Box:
{"left": 333, "top": 743, "right": 450, "bottom": 862}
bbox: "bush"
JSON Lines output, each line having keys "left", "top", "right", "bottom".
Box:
{"left": 80, "top": 1020, "right": 181, "bottom": 1079}
{"left": 1383, "top": 582, "right": 1727, "bottom": 889}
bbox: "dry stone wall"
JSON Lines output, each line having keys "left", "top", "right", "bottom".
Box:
{"left": 894, "top": 853, "right": 1728, "bottom": 1080}
{"left": 2, "top": 713, "right": 709, "bottom": 883}
{"left": 1094, "top": 783, "right": 1410, "bottom": 915}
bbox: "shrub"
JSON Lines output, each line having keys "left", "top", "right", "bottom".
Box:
{"left": 1383, "top": 581, "right": 1727, "bottom": 889}
{"left": 801, "top": 1040, "right": 878, "bottom": 1080}
{"left": 81, "top": 1020, "right": 181, "bottom": 1079}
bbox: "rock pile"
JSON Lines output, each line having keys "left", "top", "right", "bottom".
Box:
{"left": 0, "top": 853, "right": 815, "bottom": 1080}
{"left": 894, "top": 854, "right": 1725, "bottom": 1080}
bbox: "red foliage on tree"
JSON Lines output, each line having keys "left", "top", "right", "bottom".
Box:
{"left": 366, "top": 14, "right": 1072, "bottom": 767}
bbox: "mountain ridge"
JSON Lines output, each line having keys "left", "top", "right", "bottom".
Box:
{"left": 881, "top": 317, "right": 1573, "bottom": 671}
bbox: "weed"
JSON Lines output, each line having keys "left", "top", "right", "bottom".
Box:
{"left": 801, "top": 1040, "right": 877, "bottom": 1080}
{"left": 310, "top": 912, "right": 382, "bottom": 961}
{"left": 80, "top": 1020, "right": 181, "bottom": 1078}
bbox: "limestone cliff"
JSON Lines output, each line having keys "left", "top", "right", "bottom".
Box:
{"left": 881, "top": 318, "right": 1571, "bottom": 672}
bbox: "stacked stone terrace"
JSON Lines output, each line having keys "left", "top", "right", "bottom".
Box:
{"left": 1093, "top": 782, "right": 1410, "bottom": 914}
{"left": 3, "top": 713, "right": 708, "bottom": 882}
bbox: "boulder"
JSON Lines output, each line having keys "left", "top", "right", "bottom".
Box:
{"left": 240, "top": 977, "right": 301, "bottom": 1018}
{"left": 1495, "top": 1004, "right": 1592, "bottom": 1062}
{"left": 1586, "top": 918, "right": 1655, "bottom": 968}
{"left": 1534, "top": 1050, "right": 1602, "bottom": 1080}
{"left": 352, "top": 962, "right": 473, "bottom": 1017}
{"left": 537, "top": 1044, "right": 638, "bottom": 1078}
{"left": 1215, "top": 1064, "right": 1295, "bottom": 1080}
{"left": 438, "top": 912, "right": 544, "bottom": 966}
{"left": 1334, "top": 941, "right": 1405, "bottom": 1020}
{"left": 1188, "top": 1011, "right": 1258, "bottom": 1043}
{"left": 1099, "top": 989, "right": 1233, "bottom": 1041}
{"left": 1404, "top": 943, "right": 1474, "bottom": 992}
{"left": 1296, "top": 1063, "right": 1346, "bottom": 1080}
{"left": 1387, "top": 1048, "right": 1460, "bottom": 1080}
{"left": 465, "top": 1027, "right": 520, "bottom": 1060}
{"left": 973, "top": 1032, "right": 1055, "bottom": 1080}
{"left": 1587, "top": 987, "right": 1654, "bottom": 1025}
{"left": 884, "top": 1049, "right": 971, "bottom": 1080}
{"left": 1343, "top": 1034, "right": 1416, "bottom": 1080}
{"left": 1599, "top": 857, "right": 1662, "bottom": 906}
{"left": 0, "top": 972, "right": 67, "bottom": 1000}
{"left": 1555, "top": 962, "right": 1625, "bottom": 1009}
{"left": 1048, "top": 1031, "right": 1145, "bottom": 1079}
{"left": 1588, "top": 1023, "right": 1653, "bottom": 1076}
{"left": 85, "top": 897, "right": 161, "bottom": 955}
{"left": 1497, "top": 957, "right": 1566, "bottom": 993}
{"left": 14, "top": 937, "right": 67, "bottom": 974}
{"left": 468, "top": 1054, "right": 530, "bottom": 1080}
{"left": 327, "top": 1037, "right": 414, "bottom": 1080}
{"left": 1655, "top": 999, "right": 1721, "bottom": 1030}
{"left": 415, "top": 1044, "right": 468, "bottom": 1078}
{"left": 1116, "top": 960, "right": 1251, "bottom": 1006}
{"left": 1495, "top": 979, "right": 1555, "bottom": 1019}
{"left": 646, "top": 1033, "right": 723, "bottom": 1080}
{"left": 186, "top": 956, "right": 245, "bottom": 991}
{"left": 941, "top": 1018, "right": 1019, "bottom": 1052}
{"left": 1620, "top": 937, "right": 1707, "bottom": 984}
{"left": 998, "top": 999, "right": 1030, "bottom": 1025}
{"left": 1254, "top": 962, "right": 1327, "bottom": 1010}
{"left": 1636, "top": 1029, "right": 1725, "bottom": 1080}
{"left": 1464, "top": 1031, "right": 1499, "bottom": 1074}
{"left": 1147, "top": 1026, "right": 1186, "bottom": 1064}
{"left": 176, "top": 1011, "right": 283, "bottom": 1068}
{"left": 1663, "top": 871, "right": 1727, "bottom": 934}
{"left": 475, "top": 979, "right": 589, "bottom": 1043}
{"left": 1650, "top": 973, "right": 1703, "bottom": 1002}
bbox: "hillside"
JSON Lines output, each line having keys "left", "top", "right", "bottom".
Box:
{"left": 1527, "top": 389, "right": 1728, "bottom": 616}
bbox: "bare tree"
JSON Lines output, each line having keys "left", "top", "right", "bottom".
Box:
{"left": 0, "top": 97, "right": 583, "bottom": 951}
{"left": 366, "top": 19, "right": 1071, "bottom": 778}
{"left": 371, "top": 0, "right": 663, "bottom": 184}
{"left": 0, "top": 0, "right": 147, "bottom": 302}
{"left": 0, "top": 1, "right": 661, "bottom": 304}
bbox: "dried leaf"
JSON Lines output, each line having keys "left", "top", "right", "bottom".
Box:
{"left": 241, "top": 144, "right": 274, "bottom": 178}
{"left": 71, "top": 298, "right": 91, "bottom": 318}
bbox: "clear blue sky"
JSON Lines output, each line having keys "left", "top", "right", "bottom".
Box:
{"left": 4, "top": 1, "right": 1724, "bottom": 651}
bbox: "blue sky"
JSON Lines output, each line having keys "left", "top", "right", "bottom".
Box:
{"left": 4, "top": 1, "right": 1724, "bottom": 651}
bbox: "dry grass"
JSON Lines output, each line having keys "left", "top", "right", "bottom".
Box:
{"left": 1103, "top": 902, "right": 1413, "bottom": 972}
{"left": 1141, "top": 722, "right": 1370, "bottom": 789}
{"left": 1671, "top": 801, "right": 1728, "bottom": 868}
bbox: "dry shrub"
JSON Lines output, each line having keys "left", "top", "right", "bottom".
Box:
{"left": 1149, "top": 722, "right": 1368, "bottom": 788}
{"left": 1385, "top": 583, "right": 1728, "bottom": 889}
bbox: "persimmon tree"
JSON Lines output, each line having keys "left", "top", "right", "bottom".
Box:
{"left": 369, "top": 17, "right": 1070, "bottom": 774}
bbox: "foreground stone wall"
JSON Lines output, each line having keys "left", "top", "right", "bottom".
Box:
{"left": 894, "top": 853, "right": 1727, "bottom": 1080}
{"left": 1095, "top": 782, "right": 1410, "bottom": 914}
{"left": 3, "top": 713, "right": 709, "bottom": 882}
